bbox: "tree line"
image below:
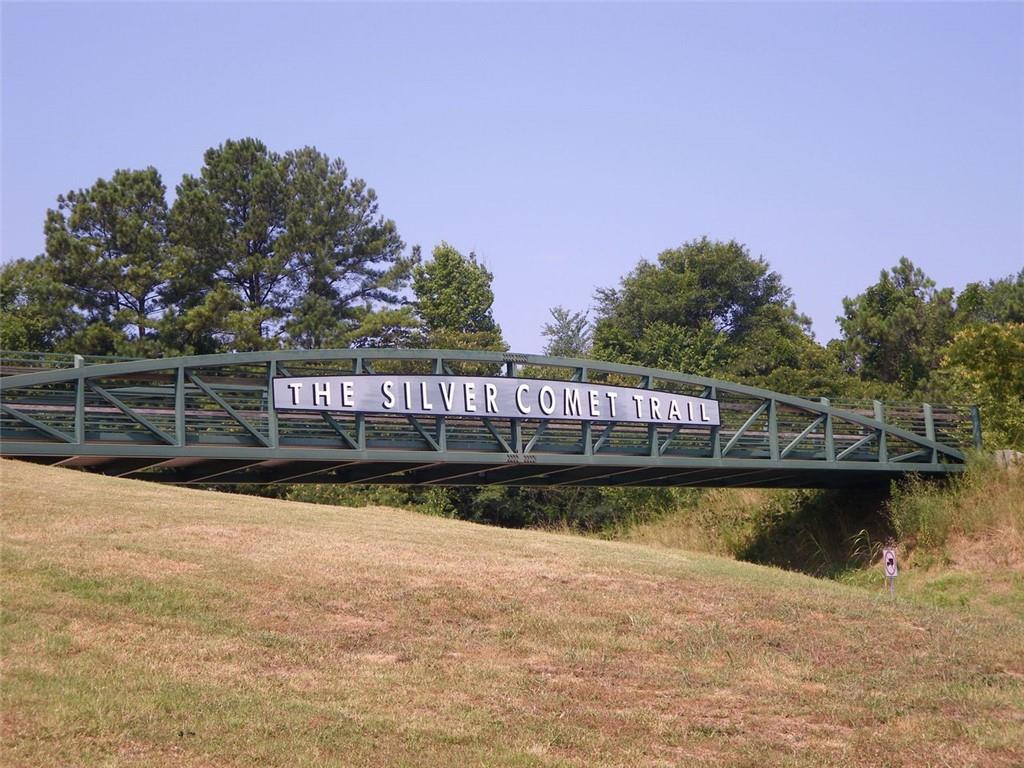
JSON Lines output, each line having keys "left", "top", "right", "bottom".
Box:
{"left": 2, "top": 137, "right": 1022, "bottom": 453}
{"left": 0, "top": 138, "right": 502, "bottom": 357}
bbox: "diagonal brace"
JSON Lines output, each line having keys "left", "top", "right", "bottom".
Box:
{"left": 658, "top": 424, "right": 684, "bottom": 455}
{"left": 593, "top": 421, "right": 616, "bottom": 453}
{"left": 721, "top": 400, "right": 770, "bottom": 456}
{"left": 524, "top": 421, "right": 549, "bottom": 454}
{"left": 482, "top": 418, "right": 513, "bottom": 453}
{"left": 188, "top": 373, "right": 270, "bottom": 447}
{"left": 88, "top": 382, "right": 176, "bottom": 445}
{"left": 0, "top": 403, "right": 74, "bottom": 443}
{"left": 322, "top": 411, "right": 360, "bottom": 449}
{"left": 780, "top": 414, "right": 826, "bottom": 459}
{"left": 836, "top": 431, "right": 877, "bottom": 461}
{"left": 406, "top": 415, "right": 441, "bottom": 451}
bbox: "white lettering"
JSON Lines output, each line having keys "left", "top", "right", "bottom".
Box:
{"left": 539, "top": 386, "right": 556, "bottom": 415}
{"left": 632, "top": 394, "right": 644, "bottom": 418}
{"left": 314, "top": 381, "right": 331, "bottom": 407}
{"left": 439, "top": 381, "right": 455, "bottom": 410}
{"left": 274, "top": 376, "right": 719, "bottom": 427}
{"left": 564, "top": 387, "right": 581, "bottom": 417}
{"left": 516, "top": 384, "right": 531, "bottom": 414}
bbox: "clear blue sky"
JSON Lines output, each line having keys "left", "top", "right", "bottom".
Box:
{"left": 3, "top": 2, "right": 1022, "bottom": 353}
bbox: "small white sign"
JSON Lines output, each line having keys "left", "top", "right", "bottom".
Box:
{"left": 883, "top": 547, "right": 898, "bottom": 578}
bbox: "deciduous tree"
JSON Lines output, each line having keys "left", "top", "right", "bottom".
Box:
{"left": 836, "top": 257, "right": 955, "bottom": 392}
{"left": 933, "top": 323, "right": 1024, "bottom": 449}
{"left": 592, "top": 238, "right": 823, "bottom": 385}
{"left": 0, "top": 257, "right": 81, "bottom": 352}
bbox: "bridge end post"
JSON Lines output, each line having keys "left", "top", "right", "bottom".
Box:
{"left": 923, "top": 403, "right": 937, "bottom": 464}
{"left": 971, "top": 405, "right": 983, "bottom": 451}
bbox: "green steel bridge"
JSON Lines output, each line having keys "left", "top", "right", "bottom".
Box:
{"left": 0, "top": 349, "right": 979, "bottom": 488}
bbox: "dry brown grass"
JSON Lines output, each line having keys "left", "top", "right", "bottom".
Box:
{"left": 2, "top": 459, "right": 1023, "bottom": 767}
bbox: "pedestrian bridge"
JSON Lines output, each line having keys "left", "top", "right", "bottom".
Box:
{"left": 0, "top": 349, "right": 978, "bottom": 488}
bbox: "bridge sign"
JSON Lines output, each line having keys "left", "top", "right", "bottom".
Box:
{"left": 273, "top": 374, "right": 721, "bottom": 427}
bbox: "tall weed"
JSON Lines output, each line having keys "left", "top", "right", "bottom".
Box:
{"left": 886, "top": 455, "right": 1023, "bottom": 552}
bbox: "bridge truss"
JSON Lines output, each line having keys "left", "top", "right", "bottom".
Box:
{"left": 0, "top": 349, "right": 979, "bottom": 488}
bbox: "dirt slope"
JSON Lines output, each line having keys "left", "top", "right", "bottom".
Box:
{"left": 2, "top": 460, "right": 1022, "bottom": 767}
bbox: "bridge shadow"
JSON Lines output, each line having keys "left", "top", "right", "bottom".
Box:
{"left": 735, "top": 486, "right": 894, "bottom": 578}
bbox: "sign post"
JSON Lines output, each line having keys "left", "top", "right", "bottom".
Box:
{"left": 882, "top": 545, "right": 898, "bottom": 596}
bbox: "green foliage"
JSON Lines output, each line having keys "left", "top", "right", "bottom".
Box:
{"left": 8, "top": 138, "right": 412, "bottom": 356}
{"left": 411, "top": 242, "right": 505, "bottom": 351}
{"left": 735, "top": 488, "right": 892, "bottom": 576}
{"left": 956, "top": 269, "right": 1024, "bottom": 326}
{"left": 541, "top": 306, "right": 592, "bottom": 358}
{"left": 0, "top": 257, "right": 81, "bottom": 351}
{"left": 278, "top": 147, "right": 412, "bottom": 349}
{"left": 414, "top": 486, "right": 684, "bottom": 531}
{"left": 167, "top": 138, "right": 291, "bottom": 348}
{"left": 932, "top": 324, "right": 1024, "bottom": 449}
{"left": 591, "top": 237, "right": 851, "bottom": 396}
{"left": 837, "top": 257, "right": 955, "bottom": 391}
{"left": 43, "top": 167, "right": 171, "bottom": 355}
{"left": 594, "top": 237, "right": 798, "bottom": 343}
{"left": 285, "top": 483, "right": 414, "bottom": 509}
{"left": 168, "top": 139, "right": 411, "bottom": 352}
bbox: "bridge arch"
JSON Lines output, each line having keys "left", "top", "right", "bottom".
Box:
{"left": 0, "top": 349, "right": 978, "bottom": 488}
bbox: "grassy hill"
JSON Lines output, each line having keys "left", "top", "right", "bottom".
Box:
{"left": 2, "top": 460, "right": 1022, "bottom": 767}
{"left": 615, "top": 461, "right": 1024, "bottom": 622}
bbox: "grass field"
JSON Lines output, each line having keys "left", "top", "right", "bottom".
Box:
{"left": 2, "top": 460, "right": 1022, "bottom": 767}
